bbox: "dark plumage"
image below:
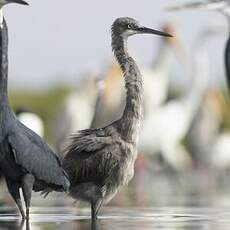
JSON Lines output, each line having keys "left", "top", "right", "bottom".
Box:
{"left": 0, "top": 2, "right": 69, "bottom": 219}
{"left": 63, "top": 17, "right": 172, "bottom": 224}
{"left": 225, "top": 37, "right": 230, "bottom": 92}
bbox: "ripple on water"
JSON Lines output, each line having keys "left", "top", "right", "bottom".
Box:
{"left": 0, "top": 206, "right": 230, "bottom": 229}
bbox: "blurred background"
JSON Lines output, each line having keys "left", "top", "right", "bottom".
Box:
{"left": 2, "top": 0, "right": 230, "bottom": 229}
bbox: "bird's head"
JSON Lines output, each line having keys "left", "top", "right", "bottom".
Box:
{"left": 0, "top": 0, "right": 28, "bottom": 8}
{"left": 111, "top": 17, "right": 173, "bottom": 39}
{"left": 166, "top": 0, "right": 229, "bottom": 16}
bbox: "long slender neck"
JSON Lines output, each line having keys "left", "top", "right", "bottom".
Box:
{"left": 225, "top": 36, "right": 230, "bottom": 93}
{"left": 0, "top": 11, "right": 9, "bottom": 105}
{"left": 112, "top": 34, "right": 143, "bottom": 142}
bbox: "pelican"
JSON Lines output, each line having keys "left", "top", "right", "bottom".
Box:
{"left": 142, "top": 23, "right": 188, "bottom": 114}
{"left": 138, "top": 25, "right": 219, "bottom": 171}
{"left": 53, "top": 75, "right": 98, "bottom": 152}
{"left": 167, "top": 0, "right": 230, "bottom": 91}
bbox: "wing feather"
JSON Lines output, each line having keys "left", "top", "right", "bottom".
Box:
{"left": 64, "top": 128, "right": 120, "bottom": 185}
{"left": 66, "top": 129, "right": 113, "bottom": 154}
{"left": 8, "top": 132, "right": 69, "bottom": 191}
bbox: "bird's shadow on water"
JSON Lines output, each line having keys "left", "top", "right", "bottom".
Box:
{"left": 65, "top": 219, "right": 101, "bottom": 230}
{"left": 91, "top": 220, "right": 100, "bottom": 230}
{"left": 0, "top": 211, "right": 99, "bottom": 230}
{"left": 0, "top": 219, "right": 27, "bottom": 230}
{"left": 0, "top": 206, "right": 25, "bottom": 230}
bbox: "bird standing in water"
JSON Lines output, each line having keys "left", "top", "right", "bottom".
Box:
{"left": 63, "top": 17, "right": 172, "bottom": 224}
{"left": 0, "top": 0, "right": 69, "bottom": 220}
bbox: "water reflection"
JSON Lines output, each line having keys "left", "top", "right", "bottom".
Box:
{"left": 0, "top": 220, "right": 21, "bottom": 230}
{"left": 1, "top": 171, "right": 230, "bottom": 229}
{"left": 0, "top": 206, "right": 230, "bottom": 230}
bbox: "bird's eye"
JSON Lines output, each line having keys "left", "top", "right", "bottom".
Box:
{"left": 127, "top": 24, "right": 132, "bottom": 29}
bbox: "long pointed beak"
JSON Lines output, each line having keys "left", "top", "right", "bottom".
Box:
{"left": 166, "top": 1, "right": 226, "bottom": 11}
{"left": 9, "top": 0, "right": 29, "bottom": 5}
{"left": 138, "top": 27, "right": 173, "bottom": 37}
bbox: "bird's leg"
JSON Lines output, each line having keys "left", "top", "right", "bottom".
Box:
{"left": 5, "top": 179, "right": 25, "bottom": 219}
{"left": 25, "top": 217, "right": 30, "bottom": 230}
{"left": 95, "top": 201, "right": 103, "bottom": 217}
{"left": 21, "top": 174, "right": 35, "bottom": 220}
{"left": 91, "top": 202, "right": 98, "bottom": 227}
{"left": 91, "top": 202, "right": 96, "bottom": 220}
{"left": 91, "top": 219, "right": 98, "bottom": 230}
{"left": 19, "top": 219, "right": 25, "bottom": 230}
{"left": 91, "top": 202, "right": 101, "bottom": 230}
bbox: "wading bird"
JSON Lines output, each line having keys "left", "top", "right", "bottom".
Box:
{"left": 0, "top": 0, "right": 69, "bottom": 220}
{"left": 63, "top": 17, "right": 172, "bottom": 224}
{"left": 167, "top": 0, "right": 230, "bottom": 92}
{"left": 91, "top": 23, "right": 186, "bottom": 129}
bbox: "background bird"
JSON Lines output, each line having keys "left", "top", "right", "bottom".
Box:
{"left": 142, "top": 22, "right": 188, "bottom": 114}
{"left": 138, "top": 24, "right": 214, "bottom": 171}
{"left": 53, "top": 75, "right": 98, "bottom": 152}
{"left": 15, "top": 106, "right": 44, "bottom": 138}
{"left": 180, "top": 25, "right": 227, "bottom": 168}
{"left": 167, "top": 0, "right": 230, "bottom": 92}
{"left": 90, "top": 63, "right": 125, "bottom": 129}
{"left": 0, "top": 1, "right": 69, "bottom": 220}
{"left": 63, "top": 17, "right": 172, "bottom": 225}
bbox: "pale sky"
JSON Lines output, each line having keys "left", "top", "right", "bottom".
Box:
{"left": 3, "top": 0, "right": 228, "bottom": 90}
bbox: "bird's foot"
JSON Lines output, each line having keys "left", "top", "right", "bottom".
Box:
{"left": 40, "top": 188, "right": 52, "bottom": 198}
{"left": 26, "top": 208, "right": 30, "bottom": 220}
{"left": 21, "top": 212, "right": 26, "bottom": 220}
{"left": 19, "top": 219, "right": 25, "bottom": 230}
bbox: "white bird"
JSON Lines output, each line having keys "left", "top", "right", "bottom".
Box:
{"left": 15, "top": 107, "right": 44, "bottom": 138}
{"left": 208, "top": 89, "right": 230, "bottom": 170}
{"left": 211, "top": 132, "right": 230, "bottom": 169}
{"left": 166, "top": 0, "right": 229, "bottom": 14}
{"left": 167, "top": 0, "right": 230, "bottom": 170}
{"left": 167, "top": 0, "right": 230, "bottom": 90}
{"left": 142, "top": 23, "right": 187, "bottom": 114}
{"left": 187, "top": 90, "right": 224, "bottom": 166}
{"left": 90, "top": 63, "right": 125, "bottom": 128}
{"left": 139, "top": 26, "right": 217, "bottom": 171}
{"left": 53, "top": 75, "right": 98, "bottom": 152}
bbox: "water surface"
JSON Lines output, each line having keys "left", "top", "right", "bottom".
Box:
{"left": 0, "top": 171, "right": 230, "bottom": 229}
{"left": 1, "top": 206, "right": 230, "bottom": 230}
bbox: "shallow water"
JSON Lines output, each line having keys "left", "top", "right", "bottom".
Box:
{"left": 1, "top": 206, "right": 230, "bottom": 230}
{"left": 0, "top": 171, "right": 230, "bottom": 229}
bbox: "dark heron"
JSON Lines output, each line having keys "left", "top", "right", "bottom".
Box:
{"left": 63, "top": 17, "right": 172, "bottom": 224}
{"left": 0, "top": 0, "right": 70, "bottom": 220}
{"left": 167, "top": 0, "right": 230, "bottom": 92}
